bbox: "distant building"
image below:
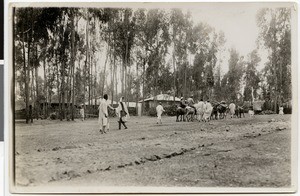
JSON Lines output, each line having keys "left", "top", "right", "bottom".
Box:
{"left": 139, "top": 94, "right": 181, "bottom": 111}
{"left": 85, "top": 97, "right": 118, "bottom": 106}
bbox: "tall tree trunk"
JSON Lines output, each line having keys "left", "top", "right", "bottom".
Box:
{"left": 88, "top": 55, "right": 91, "bottom": 106}
{"left": 84, "top": 8, "right": 89, "bottom": 109}
{"left": 35, "top": 66, "right": 39, "bottom": 120}
{"left": 121, "top": 61, "right": 124, "bottom": 96}
{"left": 135, "top": 55, "right": 139, "bottom": 115}
{"left": 102, "top": 45, "right": 110, "bottom": 95}
{"left": 61, "top": 58, "right": 66, "bottom": 120}
{"left": 71, "top": 11, "right": 76, "bottom": 121}
{"left": 56, "top": 51, "right": 62, "bottom": 121}
{"left": 184, "top": 63, "right": 187, "bottom": 99}
{"left": 47, "top": 59, "right": 52, "bottom": 117}
{"left": 43, "top": 57, "right": 47, "bottom": 119}
{"left": 142, "top": 60, "right": 145, "bottom": 115}
{"left": 21, "top": 12, "right": 29, "bottom": 123}
{"left": 29, "top": 10, "right": 34, "bottom": 123}
{"left": 26, "top": 32, "right": 32, "bottom": 123}
{"left": 94, "top": 58, "right": 97, "bottom": 107}
{"left": 111, "top": 51, "right": 116, "bottom": 105}
{"left": 172, "top": 41, "right": 176, "bottom": 103}
{"left": 66, "top": 62, "right": 71, "bottom": 121}
{"left": 115, "top": 60, "right": 119, "bottom": 102}
{"left": 35, "top": 44, "right": 39, "bottom": 120}
{"left": 31, "top": 68, "right": 34, "bottom": 106}
{"left": 125, "top": 36, "right": 129, "bottom": 102}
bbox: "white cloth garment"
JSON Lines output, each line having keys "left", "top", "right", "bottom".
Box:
{"left": 116, "top": 98, "right": 130, "bottom": 122}
{"left": 156, "top": 104, "right": 165, "bottom": 123}
{"left": 229, "top": 103, "right": 236, "bottom": 117}
{"left": 279, "top": 107, "right": 284, "bottom": 115}
{"left": 98, "top": 99, "right": 109, "bottom": 129}
{"left": 203, "top": 102, "right": 213, "bottom": 121}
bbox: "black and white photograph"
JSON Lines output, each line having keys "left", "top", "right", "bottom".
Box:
{"left": 8, "top": 2, "right": 297, "bottom": 193}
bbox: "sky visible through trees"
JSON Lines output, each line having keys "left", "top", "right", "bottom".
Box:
{"left": 13, "top": 3, "right": 292, "bottom": 123}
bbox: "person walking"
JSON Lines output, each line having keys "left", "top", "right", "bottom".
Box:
{"left": 156, "top": 102, "right": 165, "bottom": 124}
{"left": 116, "top": 96, "right": 129, "bottom": 130}
{"left": 98, "top": 94, "right": 114, "bottom": 134}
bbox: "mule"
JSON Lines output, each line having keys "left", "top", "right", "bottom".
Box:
{"left": 185, "top": 106, "right": 196, "bottom": 122}
{"left": 217, "top": 103, "right": 228, "bottom": 119}
{"left": 211, "top": 104, "right": 219, "bottom": 120}
{"left": 235, "top": 106, "right": 245, "bottom": 118}
{"left": 176, "top": 107, "right": 186, "bottom": 122}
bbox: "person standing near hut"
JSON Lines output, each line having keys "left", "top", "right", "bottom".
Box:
{"left": 98, "top": 94, "right": 114, "bottom": 134}
{"left": 116, "top": 96, "right": 129, "bottom": 130}
{"left": 29, "top": 105, "right": 33, "bottom": 123}
{"left": 156, "top": 102, "right": 165, "bottom": 124}
{"left": 79, "top": 105, "right": 85, "bottom": 121}
{"left": 279, "top": 105, "right": 284, "bottom": 115}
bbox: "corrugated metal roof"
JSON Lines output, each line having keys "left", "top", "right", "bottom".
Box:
{"left": 139, "top": 94, "right": 181, "bottom": 102}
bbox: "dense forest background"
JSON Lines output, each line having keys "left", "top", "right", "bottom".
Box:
{"left": 13, "top": 7, "right": 292, "bottom": 123}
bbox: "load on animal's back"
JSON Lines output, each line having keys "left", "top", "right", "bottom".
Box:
{"left": 203, "top": 101, "right": 213, "bottom": 122}
{"left": 194, "top": 99, "right": 205, "bottom": 121}
{"left": 216, "top": 101, "right": 228, "bottom": 119}
{"left": 176, "top": 96, "right": 197, "bottom": 122}
{"left": 228, "top": 102, "right": 236, "bottom": 118}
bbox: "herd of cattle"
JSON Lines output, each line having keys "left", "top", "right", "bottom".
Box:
{"left": 176, "top": 101, "right": 250, "bottom": 122}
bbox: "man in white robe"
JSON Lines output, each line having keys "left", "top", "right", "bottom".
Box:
{"left": 203, "top": 101, "right": 213, "bottom": 122}
{"left": 156, "top": 102, "right": 165, "bottom": 124}
{"left": 98, "top": 94, "right": 114, "bottom": 133}
{"left": 229, "top": 102, "right": 236, "bottom": 118}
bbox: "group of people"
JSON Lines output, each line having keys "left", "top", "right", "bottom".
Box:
{"left": 78, "top": 94, "right": 286, "bottom": 133}
{"left": 79, "top": 94, "right": 130, "bottom": 133}
{"left": 98, "top": 94, "right": 130, "bottom": 133}
{"left": 179, "top": 96, "right": 213, "bottom": 122}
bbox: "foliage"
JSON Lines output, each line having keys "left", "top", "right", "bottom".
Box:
{"left": 243, "top": 50, "right": 261, "bottom": 101}
{"left": 49, "top": 112, "right": 57, "bottom": 120}
{"left": 164, "top": 105, "right": 178, "bottom": 116}
{"left": 147, "top": 107, "right": 157, "bottom": 117}
{"left": 222, "top": 48, "right": 245, "bottom": 102}
{"left": 127, "top": 107, "right": 137, "bottom": 116}
{"left": 14, "top": 7, "right": 292, "bottom": 122}
{"left": 257, "top": 8, "right": 291, "bottom": 109}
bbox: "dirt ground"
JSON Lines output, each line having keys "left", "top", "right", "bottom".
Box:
{"left": 14, "top": 114, "right": 292, "bottom": 189}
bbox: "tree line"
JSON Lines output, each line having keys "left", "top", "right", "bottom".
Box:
{"left": 13, "top": 7, "right": 291, "bottom": 123}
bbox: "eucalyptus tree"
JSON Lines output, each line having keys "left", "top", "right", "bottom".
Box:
{"left": 15, "top": 7, "right": 62, "bottom": 123}
{"left": 170, "top": 9, "right": 192, "bottom": 99}
{"left": 257, "top": 8, "right": 291, "bottom": 111}
{"left": 243, "top": 49, "right": 261, "bottom": 102}
{"left": 225, "top": 48, "right": 245, "bottom": 102}
{"left": 189, "top": 22, "right": 213, "bottom": 99}
{"left": 133, "top": 8, "right": 147, "bottom": 113}
{"left": 110, "top": 8, "right": 136, "bottom": 103}
{"left": 213, "top": 31, "right": 226, "bottom": 101}
{"left": 133, "top": 8, "right": 171, "bottom": 109}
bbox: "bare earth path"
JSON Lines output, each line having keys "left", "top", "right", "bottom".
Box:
{"left": 15, "top": 114, "right": 291, "bottom": 188}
